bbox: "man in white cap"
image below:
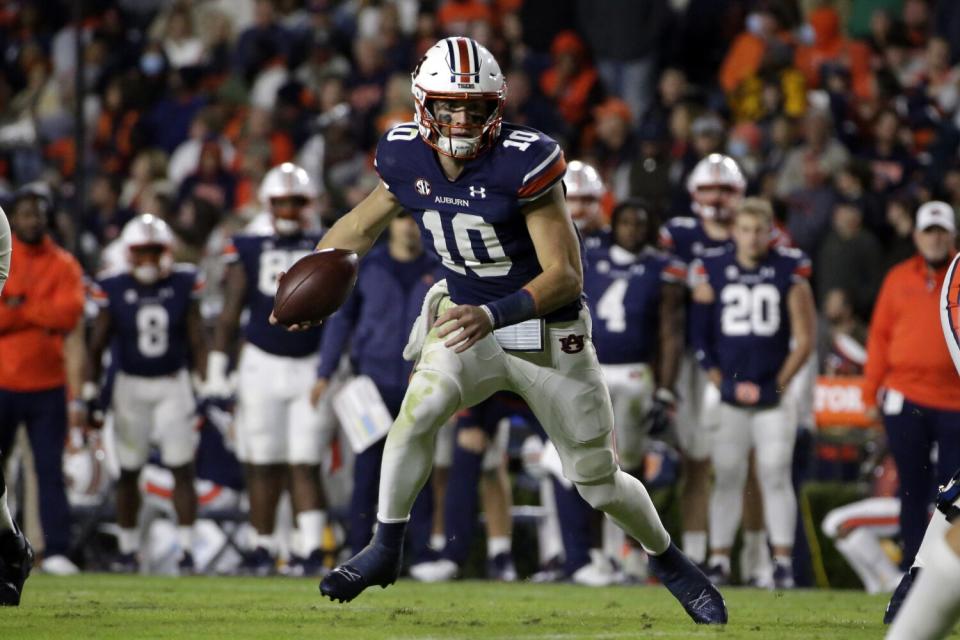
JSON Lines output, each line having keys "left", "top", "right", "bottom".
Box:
{"left": 865, "top": 200, "right": 960, "bottom": 623}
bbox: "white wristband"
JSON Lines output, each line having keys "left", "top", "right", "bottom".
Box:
{"left": 479, "top": 304, "right": 496, "bottom": 330}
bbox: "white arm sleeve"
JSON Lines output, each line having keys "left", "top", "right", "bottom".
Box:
{"left": 0, "top": 206, "right": 10, "bottom": 294}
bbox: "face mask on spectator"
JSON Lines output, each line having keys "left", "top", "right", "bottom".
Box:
{"left": 746, "top": 13, "right": 766, "bottom": 36}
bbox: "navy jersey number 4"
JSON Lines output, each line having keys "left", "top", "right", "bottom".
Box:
{"left": 375, "top": 121, "right": 581, "bottom": 322}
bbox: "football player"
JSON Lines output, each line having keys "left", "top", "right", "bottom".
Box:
{"left": 85, "top": 214, "right": 206, "bottom": 573}
{"left": 690, "top": 198, "right": 815, "bottom": 588}
{"left": 584, "top": 200, "right": 685, "bottom": 579}
{"left": 279, "top": 37, "right": 726, "bottom": 623}
{"left": 564, "top": 160, "right": 609, "bottom": 250}
{"left": 660, "top": 154, "right": 775, "bottom": 582}
{"left": 0, "top": 204, "right": 33, "bottom": 605}
{"left": 209, "top": 162, "right": 330, "bottom": 576}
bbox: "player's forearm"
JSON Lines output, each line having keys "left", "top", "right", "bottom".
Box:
{"left": 776, "top": 348, "right": 809, "bottom": 390}
{"left": 657, "top": 286, "right": 685, "bottom": 390}
{"left": 778, "top": 281, "right": 815, "bottom": 388}
{"left": 316, "top": 183, "right": 401, "bottom": 257}
{"left": 523, "top": 262, "right": 582, "bottom": 317}
{"left": 187, "top": 304, "right": 208, "bottom": 379}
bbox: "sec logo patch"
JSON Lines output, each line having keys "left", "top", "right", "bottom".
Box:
{"left": 415, "top": 178, "right": 431, "bottom": 196}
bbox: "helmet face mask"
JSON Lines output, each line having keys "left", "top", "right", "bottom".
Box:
{"left": 412, "top": 37, "right": 506, "bottom": 159}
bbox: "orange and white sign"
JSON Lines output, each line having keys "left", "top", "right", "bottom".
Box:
{"left": 814, "top": 376, "right": 877, "bottom": 428}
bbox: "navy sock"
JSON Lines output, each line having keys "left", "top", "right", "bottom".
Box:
{"left": 373, "top": 520, "right": 407, "bottom": 551}
{"left": 442, "top": 444, "right": 483, "bottom": 564}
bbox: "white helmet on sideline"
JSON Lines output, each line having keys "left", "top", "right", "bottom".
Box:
{"left": 120, "top": 214, "right": 176, "bottom": 284}
{"left": 259, "top": 162, "right": 316, "bottom": 235}
{"left": 687, "top": 153, "right": 746, "bottom": 221}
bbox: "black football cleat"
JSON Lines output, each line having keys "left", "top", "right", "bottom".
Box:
{"left": 319, "top": 542, "right": 403, "bottom": 603}
{"left": 0, "top": 523, "right": 34, "bottom": 606}
{"left": 884, "top": 566, "right": 920, "bottom": 624}
{"left": 649, "top": 543, "right": 728, "bottom": 625}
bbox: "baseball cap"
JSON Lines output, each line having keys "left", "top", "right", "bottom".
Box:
{"left": 916, "top": 201, "right": 957, "bottom": 233}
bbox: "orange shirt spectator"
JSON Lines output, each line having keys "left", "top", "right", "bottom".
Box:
{"left": 794, "top": 7, "right": 873, "bottom": 100}
{"left": 540, "top": 31, "right": 601, "bottom": 129}
{"left": 437, "top": 0, "right": 493, "bottom": 35}
{"left": 0, "top": 196, "right": 84, "bottom": 392}
{"left": 865, "top": 210, "right": 960, "bottom": 411}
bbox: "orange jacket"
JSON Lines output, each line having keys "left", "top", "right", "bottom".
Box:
{"left": 865, "top": 253, "right": 960, "bottom": 411}
{"left": 0, "top": 235, "right": 84, "bottom": 391}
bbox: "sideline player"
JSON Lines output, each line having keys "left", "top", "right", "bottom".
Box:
{"left": 279, "top": 37, "right": 726, "bottom": 623}
{"left": 0, "top": 204, "right": 33, "bottom": 605}
{"left": 886, "top": 250, "right": 960, "bottom": 639}
{"left": 661, "top": 154, "right": 779, "bottom": 581}
{"left": 564, "top": 160, "right": 609, "bottom": 250}
{"left": 209, "top": 163, "right": 330, "bottom": 575}
{"left": 584, "top": 200, "right": 685, "bottom": 578}
{"left": 690, "top": 198, "right": 815, "bottom": 588}
{"left": 85, "top": 214, "right": 206, "bottom": 572}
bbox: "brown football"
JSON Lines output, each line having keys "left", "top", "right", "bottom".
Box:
{"left": 272, "top": 248, "right": 359, "bottom": 326}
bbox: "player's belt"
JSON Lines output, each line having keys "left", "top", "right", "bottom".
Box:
{"left": 493, "top": 318, "right": 544, "bottom": 352}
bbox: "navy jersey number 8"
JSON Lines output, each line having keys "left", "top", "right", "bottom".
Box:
{"left": 720, "top": 283, "right": 780, "bottom": 337}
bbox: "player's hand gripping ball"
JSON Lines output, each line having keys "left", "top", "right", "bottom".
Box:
{"left": 272, "top": 248, "right": 358, "bottom": 328}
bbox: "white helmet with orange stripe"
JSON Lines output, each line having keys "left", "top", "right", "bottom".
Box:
{"left": 412, "top": 37, "right": 506, "bottom": 159}
{"left": 259, "top": 162, "right": 316, "bottom": 236}
{"left": 687, "top": 153, "right": 746, "bottom": 221}
{"left": 563, "top": 160, "right": 604, "bottom": 232}
{"left": 120, "top": 213, "right": 176, "bottom": 284}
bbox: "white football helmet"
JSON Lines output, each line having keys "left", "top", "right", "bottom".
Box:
{"left": 564, "top": 160, "right": 604, "bottom": 199}
{"left": 63, "top": 431, "right": 112, "bottom": 508}
{"left": 687, "top": 153, "right": 746, "bottom": 221}
{"left": 259, "top": 162, "right": 316, "bottom": 235}
{"left": 412, "top": 37, "right": 506, "bottom": 159}
{"left": 121, "top": 213, "right": 175, "bottom": 284}
{"left": 564, "top": 160, "right": 604, "bottom": 231}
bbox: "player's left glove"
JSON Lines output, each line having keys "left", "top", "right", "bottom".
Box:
{"left": 648, "top": 388, "right": 677, "bottom": 437}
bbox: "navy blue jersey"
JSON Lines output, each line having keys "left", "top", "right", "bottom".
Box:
{"left": 582, "top": 228, "right": 612, "bottom": 253}
{"left": 93, "top": 265, "right": 202, "bottom": 377}
{"left": 375, "top": 121, "right": 581, "bottom": 322}
{"left": 318, "top": 245, "right": 440, "bottom": 409}
{"left": 691, "top": 246, "right": 812, "bottom": 387}
{"left": 658, "top": 216, "right": 729, "bottom": 268}
{"left": 224, "top": 230, "right": 323, "bottom": 358}
{"left": 584, "top": 245, "right": 686, "bottom": 365}
{"left": 659, "top": 216, "right": 793, "bottom": 269}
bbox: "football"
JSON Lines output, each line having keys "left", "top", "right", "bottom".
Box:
{"left": 272, "top": 248, "right": 359, "bottom": 327}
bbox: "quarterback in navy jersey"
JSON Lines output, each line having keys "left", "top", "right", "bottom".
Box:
{"left": 293, "top": 36, "right": 725, "bottom": 623}
{"left": 209, "top": 163, "right": 331, "bottom": 576}
{"left": 85, "top": 214, "right": 207, "bottom": 572}
{"left": 689, "top": 198, "right": 815, "bottom": 588}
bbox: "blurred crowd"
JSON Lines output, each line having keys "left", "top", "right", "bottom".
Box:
{"left": 1, "top": 0, "right": 960, "bottom": 587}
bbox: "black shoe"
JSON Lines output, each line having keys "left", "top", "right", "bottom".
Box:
{"left": 649, "top": 543, "right": 728, "bottom": 625}
{"left": 319, "top": 542, "right": 402, "bottom": 603}
{"left": 486, "top": 552, "right": 517, "bottom": 582}
{"left": 704, "top": 563, "right": 731, "bottom": 587}
{"left": 884, "top": 567, "right": 920, "bottom": 624}
{"left": 0, "top": 523, "right": 34, "bottom": 606}
{"left": 530, "top": 556, "right": 565, "bottom": 583}
{"left": 287, "top": 550, "right": 328, "bottom": 577}
{"left": 109, "top": 552, "right": 139, "bottom": 574}
{"left": 178, "top": 551, "right": 196, "bottom": 576}
{"left": 238, "top": 547, "right": 276, "bottom": 577}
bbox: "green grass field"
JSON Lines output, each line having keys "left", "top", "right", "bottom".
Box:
{"left": 3, "top": 574, "right": 939, "bottom": 639}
